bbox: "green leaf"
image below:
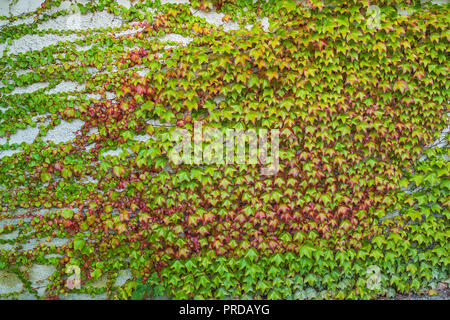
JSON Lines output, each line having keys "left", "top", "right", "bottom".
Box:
{"left": 62, "top": 209, "right": 73, "bottom": 219}
{"left": 299, "top": 242, "right": 315, "bottom": 259}
{"left": 40, "top": 172, "right": 51, "bottom": 183}
{"left": 74, "top": 238, "right": 86, "bottom": 251}
{"left": 91, "top": 268, "right": 102, "bottom": 279}
{"left": 244, "top": 248, "right": 258, "bottom": 262}
{"left": 399, "top": 178, "right": 409, "bottom": 189}
{"left": 61, "top": 168, "right": 72, "bottom": 179}
{"left": 411, "top": 174, "right": 424, "bottom": 187}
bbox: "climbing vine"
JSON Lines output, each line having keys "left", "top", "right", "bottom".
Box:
{"left": 0, "top": 0, "right": 448, "bottom": 300}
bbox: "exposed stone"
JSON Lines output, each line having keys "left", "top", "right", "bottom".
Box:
{"left": 0, "top": 230, "right": 20, "bottom": 241}
{"left": 159, "top": 33, "right": 193, "bottom": 47}
{"left": 44, "top": 119, "right": 85, "bottom": 144}
{"left": 90, "top": 275, "right": 108, "bottom": 289}
{"left": 61, "top": 292, "right": 108, "bottom": 300}
{"left": 0, "top": 270, "right": 24, "bottom": 295}
{"left": 115, "top": 269, "right": 132, "bottom": 286}
{"left": 11, "top": 0, "right": 41, "bottom": 16}
{"left": 29, "top": 264, "right": 56, "bottom": 283}
{"left": 28, "top": 264, "right": 57, "bottom": 297}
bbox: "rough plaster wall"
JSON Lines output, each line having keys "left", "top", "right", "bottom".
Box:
{"left": 0, "top": 0, "right": 448, "bottom": 299}
{"left": 0, "top": 0, "right": 264, "bottom": 161}
{"left": 11, "top": 0, "right": 42, "bottom": 16}
{"left": 0, "top": 0, "right": 258, "bottom": 299}
{"left": 0, "top": 1, "right": 9, "bottom": 16}
{"left": 44, "top": 119, "right": 85, "bottom": 144}
{"left": 37, "top": 11, "right": 122, "bottom": 31}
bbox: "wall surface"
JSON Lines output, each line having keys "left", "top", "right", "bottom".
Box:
{"left": 0, "top": 0, "right": 448, "bottom": 299}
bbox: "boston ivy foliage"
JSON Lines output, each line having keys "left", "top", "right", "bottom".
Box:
{"left": 0, "top": 0, "right": 448, "bottom": 299}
